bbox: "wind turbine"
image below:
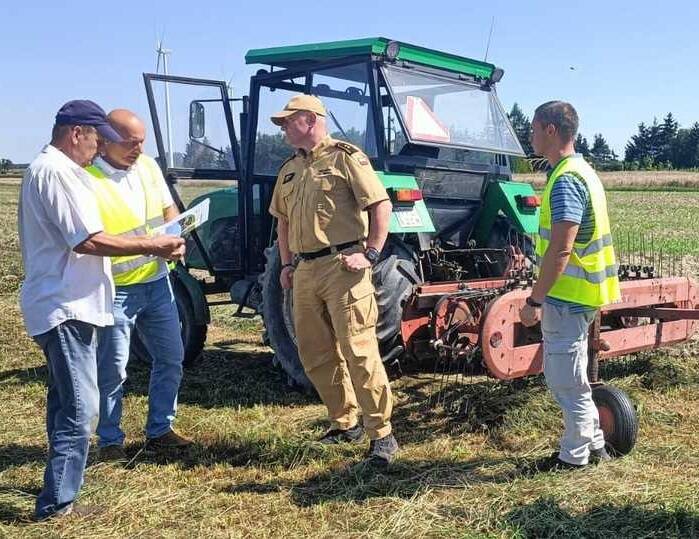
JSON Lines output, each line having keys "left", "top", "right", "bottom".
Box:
{"left": 156, "top": 39, "right": 175, "bottom": 168}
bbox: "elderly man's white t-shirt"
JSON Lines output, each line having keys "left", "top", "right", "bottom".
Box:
{"left": 18, "top": 144, "right": 114, "bottom": 336}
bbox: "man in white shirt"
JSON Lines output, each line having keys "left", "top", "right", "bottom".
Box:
{"left": 18, "top": 100, "right": 185, "bottom": 520}
{"left": 85, "top": 109, "right": 191, "bottom": 458}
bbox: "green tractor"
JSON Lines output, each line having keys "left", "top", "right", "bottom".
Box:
{"left": 140, "top": 37, "right": 536, "bottom": 389}
{"left": 138, "top": 37, "right": 699, "bottom": 456}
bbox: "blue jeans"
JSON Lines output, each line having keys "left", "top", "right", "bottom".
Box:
{"left": 33, "top": 320, "right": 100, "bottom": 520}
{"left": 96, "top": 276, "right": 184, "bottom": 447}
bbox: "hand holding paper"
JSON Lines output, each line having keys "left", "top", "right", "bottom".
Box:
{"left": 151, "top": 198, "right": 210, "bottom": 238}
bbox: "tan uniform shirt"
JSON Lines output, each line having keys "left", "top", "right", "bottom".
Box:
{"left": 269, "top": 136, "right": 388, "bottom": 254}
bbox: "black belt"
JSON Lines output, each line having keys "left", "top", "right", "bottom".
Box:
{"left": 298, "top": 241, "right": 362, "bottom": 261}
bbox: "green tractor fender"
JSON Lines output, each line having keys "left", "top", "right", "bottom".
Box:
{"left": 472, "top": 180, "right": 540, "bottom": 245}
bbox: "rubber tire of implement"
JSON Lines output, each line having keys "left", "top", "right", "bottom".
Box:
{"left": 130, "top": 277, "right": 208, "bottom": 368}
{"left": 592, "top": 384, "right": 639, "bottom": 456}
{"left": 258, "top": 238, "right": 421, "bottom": 391}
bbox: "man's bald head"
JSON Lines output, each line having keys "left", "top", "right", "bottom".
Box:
{"left": 108, "top": 109, "right": 145, "bottom": 137}
{"left": 101, "top": 109, "right": 146, "bottom": 169}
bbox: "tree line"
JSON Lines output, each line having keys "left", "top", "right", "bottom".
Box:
{"left": 508, "top": 104, "right": 699, "bottom": 172}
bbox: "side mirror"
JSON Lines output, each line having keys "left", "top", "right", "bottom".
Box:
{"left": 189, "top": 101, "right": 205, "bottom": 139}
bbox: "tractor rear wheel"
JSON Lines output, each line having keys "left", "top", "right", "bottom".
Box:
{"left": 259, "top": 238, "right": 421, "bottom": 391}
{"left": 258, "top": 245, "right": 313, "bottom": 393}
{"left": 486, "top": 217, "right": 534, "bottom": 276}
{"left": 592, "top": 384, "right": 638, "bottom": 456}
{"left": 373, "top": 237, "right": 421, "bottom": 359}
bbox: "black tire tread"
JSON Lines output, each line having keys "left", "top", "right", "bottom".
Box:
{"left": 129, "top": 277, "right": 207, "bottom": 368}
{"left": 372, "top": 237, "right": 421, "bottom": 352}
{"left": 173, "top": 280, "right": 207, "bottom": 367}
{"left": 592, "top": 384, "right": 638, "bottom": 456}
{"left": 258, "top": 245, "right": 314, "bottom": 393}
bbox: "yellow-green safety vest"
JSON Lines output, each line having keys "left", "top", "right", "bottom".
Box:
{"left": 535, "top": 155, "right": 621, "bottom": 307}
{"left": 85, "top": 155, "right": 166, "bottom": 286}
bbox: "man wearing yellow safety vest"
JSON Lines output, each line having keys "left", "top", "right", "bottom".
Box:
{"left": 519, "top": 101, "right": 621, "bottom": 472}
{"left": 85, "top": 109, "right": 192, "bottom": 460}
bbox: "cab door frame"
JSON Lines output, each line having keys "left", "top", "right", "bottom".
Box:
{"left": 142, "top": 73, "right": 244, "bottom": 279}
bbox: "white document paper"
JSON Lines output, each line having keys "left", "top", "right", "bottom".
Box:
{"left": 151, "top": 198, "right": 210, "bottom": 237}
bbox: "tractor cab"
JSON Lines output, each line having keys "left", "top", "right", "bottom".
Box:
{"left": 143, "top": 37, "right": 533, "bottom": 290}
{"left": 140, "top": 38, "right": 699, "bottom": 459}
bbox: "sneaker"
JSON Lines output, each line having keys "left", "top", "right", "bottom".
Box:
{"left": 365, "top": 433, "right": 399, "bottom": 465}
{"left": 98, "top": 445, "right": 126, "bottom": 462}
{"left": 146, "top": 429, "right": 193, "bottom": 450}
{"left": 319, "top": 424, "right": 365, "bottom": 445}
{"left": 527, "top": 451, "right": 587, "bottom": 473}
{"left": 590, "top": 446, "right": 613, "bottom": 463}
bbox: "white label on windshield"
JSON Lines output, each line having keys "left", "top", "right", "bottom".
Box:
{"left": 395, "top": 207, "right": 423, "bottom": 227}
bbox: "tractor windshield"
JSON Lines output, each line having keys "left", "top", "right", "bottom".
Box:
{"left": 381, "top": 65, "right": 524, "bottom": 156}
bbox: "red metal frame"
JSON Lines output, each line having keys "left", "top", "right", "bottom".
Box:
{"left": 480, "top": 277, "right": 698, "bottom": 380}
{"left": 401, "top": 276, "right": 699, "bottom": 381}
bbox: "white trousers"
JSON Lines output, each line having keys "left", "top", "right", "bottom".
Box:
{"left": 542, "top": 302, "right": 606, "bottom": 465}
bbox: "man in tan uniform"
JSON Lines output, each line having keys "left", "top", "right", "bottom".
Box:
{"left": 268, "top": 95, "right": 398, "bottom": 465}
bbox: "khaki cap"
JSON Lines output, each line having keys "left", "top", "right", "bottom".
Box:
{"left": 270, "top": 94, "right": 326, "bottom": 125}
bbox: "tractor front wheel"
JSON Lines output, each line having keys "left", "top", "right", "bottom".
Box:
{"left": 130, "top": 277, "right": 208, "bottom": 368}
{"left": 592, "top": 384, "right": 638, "bottom": 456}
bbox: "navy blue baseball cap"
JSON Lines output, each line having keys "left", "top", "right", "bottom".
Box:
{"left": 55, "top": 100, "right": 124, "bottom": 142}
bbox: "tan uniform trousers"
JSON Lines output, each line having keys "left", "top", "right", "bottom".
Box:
{"left": 292, "top": 251, "right": 393, "bottom": 440}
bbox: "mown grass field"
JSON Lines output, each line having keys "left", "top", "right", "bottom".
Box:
{"left": 1, "top": 173, "right": 699, "bottom": 538}
{"left": 514, "top": 170, "right": 699, "bottom": 191}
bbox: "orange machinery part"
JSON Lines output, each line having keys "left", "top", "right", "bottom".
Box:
{"left": 401, "top": 277, "right": 699, "bottom": 381}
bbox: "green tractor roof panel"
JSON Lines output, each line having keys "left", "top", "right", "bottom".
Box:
{"left": 245, "top": 37, "right": 496, "bottom": 80}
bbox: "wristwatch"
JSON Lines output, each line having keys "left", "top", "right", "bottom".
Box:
{"left": 526, "top": 296, "right": 542, "bottom": 307}
{"left": 364, "top": 247, "right": 380, "bottom": 265}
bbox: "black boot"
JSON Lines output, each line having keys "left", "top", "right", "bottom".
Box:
{"left": 319, "top": 424, "right": 365, "bottom": 444}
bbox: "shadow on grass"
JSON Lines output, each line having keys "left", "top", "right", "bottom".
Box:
{"left": 504, "top": 497, "right": 699, "bottom": 538}
{"left": 0, "top": 500, "right": 30, "bottom": 525}
{"left": 121, "top": 435, "right": 346, "bottom": 471}
{"left": 0, "top": 365, "right": 48, "bottom": 385}
{"left": 600, "top": 352, "right": 699, "bottom": 391}
{"left": 0, "top": 444, "right": 46, "bottom": 473}
{"left": 223, "top": 455, "right": 517, "bottom": 506}
{"left": 392, "top": 375, "right": 546, "bottom": 446}
{"left": 125, "top": 347, "right": 316, "bottom": 410}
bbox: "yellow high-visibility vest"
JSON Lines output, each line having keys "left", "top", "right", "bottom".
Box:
{"left": 85, "top": 155, "right": 165, "bottom": 286}
{"left": 535, "top": 155, "right": 621, "bottom": 307}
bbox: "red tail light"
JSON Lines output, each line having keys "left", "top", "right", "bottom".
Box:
{"left": 517, "top": 195, "right": 540, "bottom": 208}
{"left": 394, "top": 188, "right": 423, "bottom": 202}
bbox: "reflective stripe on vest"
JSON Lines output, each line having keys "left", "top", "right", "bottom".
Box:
{"left": 534, "top": 155, "right": 621, "bottom": 307}
{"left": 538, "top": 228, "right": 614, "bottom": 258}
{"left": 85, "top": 155, "right": 166, "bottom": 286}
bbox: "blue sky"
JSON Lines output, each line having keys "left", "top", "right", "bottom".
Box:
{"left": 2, "top": 0, "right": 696, "bottom": 162}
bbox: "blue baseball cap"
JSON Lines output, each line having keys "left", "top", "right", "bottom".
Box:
{"left": 55, "top": 100, "right": 124, "bottom": 143}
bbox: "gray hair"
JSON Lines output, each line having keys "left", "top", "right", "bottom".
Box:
{"left": 51, "top": 124, "right": 96, "bottom": 144}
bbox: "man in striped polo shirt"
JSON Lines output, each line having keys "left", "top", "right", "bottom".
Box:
{"left": 520, "top": 101, "right": 620, "bottom": 471}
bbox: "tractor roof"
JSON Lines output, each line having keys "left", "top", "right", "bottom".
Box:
{"left": 245, "top": 37, "right": 495, "bottom": 80}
